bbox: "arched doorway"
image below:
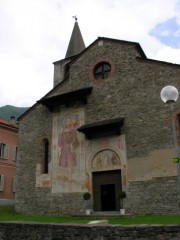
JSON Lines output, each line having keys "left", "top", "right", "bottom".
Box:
{"left": 93, "top": 170, "right": 122, "bottom": 211}
{"left": 91, "top": 149, "right": 122, "bottom": 211}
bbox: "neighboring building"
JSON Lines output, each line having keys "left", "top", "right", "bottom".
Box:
{"left": 16, "top": 20, "right": 180, "bottom": 215}
{"left": 0, "top": 118, "right": 18, "bottom": 205}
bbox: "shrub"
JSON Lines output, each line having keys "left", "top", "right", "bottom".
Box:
{"left": 83, "top": 192, "right": 91, "bottom": 200}
{"left": 119, "top": 191, "right": 126, "bottom": 199}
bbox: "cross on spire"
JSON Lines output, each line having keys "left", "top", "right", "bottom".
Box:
{"left": 72, "top": 15, "right": 78, "bottom": 22}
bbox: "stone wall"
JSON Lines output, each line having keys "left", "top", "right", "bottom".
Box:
{"left": 0, "top": 222, "right": 180, "bottom": 240}
{"left": 126, "top": 176, "right": 179, "bottom": 215}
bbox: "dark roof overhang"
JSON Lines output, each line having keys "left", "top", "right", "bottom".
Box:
{"left": 77, "top": 117, "right": 124, "bottom": 139}
{"left": 38, "top": 87, "right": 93, "bottom": 111}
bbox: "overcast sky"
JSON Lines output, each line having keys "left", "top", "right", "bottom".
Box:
{"left": 1, "top": 0, "right": 180, "bottom": 107}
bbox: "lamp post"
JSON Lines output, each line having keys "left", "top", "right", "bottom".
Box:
{"left": 160, "top": 85, "right": 180, "bottom": 209}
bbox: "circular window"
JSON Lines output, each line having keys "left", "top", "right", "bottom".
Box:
{"left": 94, "top": 62, "right": 111, "bottom": 80}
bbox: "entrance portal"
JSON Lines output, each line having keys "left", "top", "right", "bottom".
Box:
{"left": 93, "top": 170, "right": 122, "bottom": 211}
{"left": 101, "top": 184, "right": 116, "bottom": 211}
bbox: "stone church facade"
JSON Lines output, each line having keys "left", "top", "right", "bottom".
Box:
{"left": 16, "top": 21, "right": 180, "bottom": 215}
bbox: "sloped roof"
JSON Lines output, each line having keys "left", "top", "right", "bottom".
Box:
{"left": 136, "top": 56, "right": 180, "bottom": 67}
{"left": 0, "top": 118, "right": 18, "bottom": 130}
{"left": 66, "top": 37, "right": 147, "bottom": 66}
{"left": 65, "top": 21, "right": 86, "bottom": 58}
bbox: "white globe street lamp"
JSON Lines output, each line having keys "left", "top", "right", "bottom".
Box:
{"left": 160, "top": 86, "right": 179, "bottom": 104}
{"left": 160, "top": 85, "right": 180, "bottom": 210}
{"left": 160, "top": 86, "right": 179, "bottom": 151}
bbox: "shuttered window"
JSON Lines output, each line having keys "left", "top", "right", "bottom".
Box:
{"left": 43, "top": 139, "right": 49, "bottom": 174}
{"left": 13, "top": 146, "right": 18, "bottom": 161}
{"left": 0, "top": 143, "right": 9, "bottom": 159}
{"left": 0, "top": 175, "right": 4, "bottom": 191}
{"left": 13, "top": 176, "right": 16, "bottom": 192}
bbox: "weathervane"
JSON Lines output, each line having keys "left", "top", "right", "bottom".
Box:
{"left": 72, "top": 15, "right": 78, "bottom": 22}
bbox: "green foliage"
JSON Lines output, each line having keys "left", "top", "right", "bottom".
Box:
{"left": 119, "top": 191, "right": 126, "bottom": 199}
{"left": 0, "top": 206, "right": 180, "bottom": 224}
{"left": 173, "top": 157, "right": 180, "bottom": 163}
{"left": 109, "top": 215, "right": 180, "bottom": 225}
{"left": 83, "top": 192, "right": 91, "bottom": 200}
{"left": 0, "top": 105, "right": 29, "bottom": 121}
{"left": 1, "top": 207, "right": 180, "bottom": 225}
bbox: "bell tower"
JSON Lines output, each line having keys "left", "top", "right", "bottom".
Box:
{"left": 53, "top": 18, "right": 86, "bottom": 87}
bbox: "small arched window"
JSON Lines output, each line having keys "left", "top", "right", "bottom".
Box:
{"left": 64, "top": 63, "right": 70, "bottom": 80}
{"left": 43, "top": 139, "right": 49, "bottom": 174}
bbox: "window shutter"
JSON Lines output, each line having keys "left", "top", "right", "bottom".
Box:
{"left": 0, "top": 175, "right": 4, "bottom": 191}
{"left": 13, "top": 146, "right": 17, "bottom": 160}
{"left": 5, "top": 144, "right": 9, "bottom": 159}
{"left": 0, "top": 143, "right": 3, "bottom": 158}
{"left": 13, "top": 176, "right": 16, "bottom": 192}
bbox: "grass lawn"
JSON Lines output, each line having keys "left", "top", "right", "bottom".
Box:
{"left": 0, "top": 206, "right": 180, "bottom": 225}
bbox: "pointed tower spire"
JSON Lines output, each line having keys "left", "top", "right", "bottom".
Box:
{"left": 65, "top": 17, "right": 85, "bottom": 58}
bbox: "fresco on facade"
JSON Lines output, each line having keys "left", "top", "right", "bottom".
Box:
{"left": 50, "top": 110, "right": 127, "bottom": 193}
{"left": 51, "top": 108, "right": 86, "bottom": 193}
{"left": 92, "top": 150, "right": 120, "bottom": 171}
{"left": 86, "top": 135, "right": 126, "bottom": 168}
{"left": 58, "top": 116, "right": 79, "bottom": 168}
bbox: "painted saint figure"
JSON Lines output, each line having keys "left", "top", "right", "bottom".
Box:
{"left": 58, "top": 117, "right": 79, "bottom": 168}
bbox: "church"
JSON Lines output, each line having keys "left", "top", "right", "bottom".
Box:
{"left": 16, "top": 20, "right": 180, "bottom": 215}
